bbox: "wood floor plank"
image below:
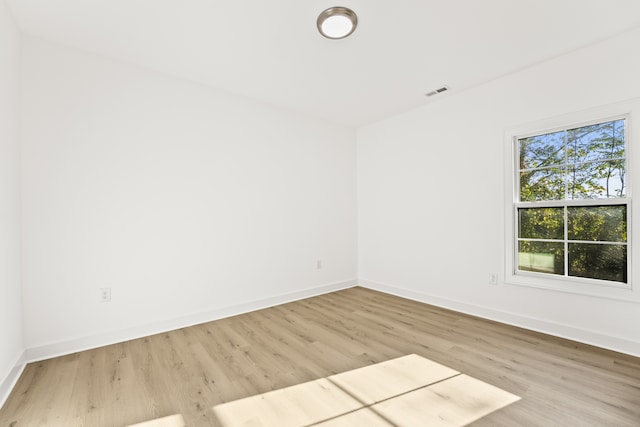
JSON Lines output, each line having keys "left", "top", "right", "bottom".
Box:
{"left": 1, "top": 287, "right": 639, "bottom": 426}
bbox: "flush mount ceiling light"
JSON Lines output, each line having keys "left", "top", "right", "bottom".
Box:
{"left": 317, "top": 7, "right": 358, "bottom": 39}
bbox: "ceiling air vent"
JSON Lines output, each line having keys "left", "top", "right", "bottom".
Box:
{"left": 425, "top": 86, "right": 449, "bottom": 97}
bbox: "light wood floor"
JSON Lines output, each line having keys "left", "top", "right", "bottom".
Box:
{"left": 1, "top": 287, "right": 639, "bottom": 426}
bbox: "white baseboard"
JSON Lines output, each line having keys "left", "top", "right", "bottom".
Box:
{"left": 24, "top": 279, "right": 358, "bottom": 363}
{"left": 360, "top": 279, "right": 640, "bottom": 358}
{"left": 0, "top": 351, "right": 26, "bottom": 410}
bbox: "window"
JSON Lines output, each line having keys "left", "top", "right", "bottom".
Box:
{"left": 513, "top": 117, "right": 630, "bottom": 287}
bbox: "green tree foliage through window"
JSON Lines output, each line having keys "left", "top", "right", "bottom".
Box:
{"left": 520, "top": 120, "right": 625, "bottom": 201}
{"left": 516, "top": 119, "right": 628, "bottom": 284}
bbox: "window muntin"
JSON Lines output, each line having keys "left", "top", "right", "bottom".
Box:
{"left": 515, "top": 118, "right": 628, "bottom": 285}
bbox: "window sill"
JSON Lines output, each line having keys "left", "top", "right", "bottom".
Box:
{"left": 503, "top": 271, "right": 639, "bottom": 303}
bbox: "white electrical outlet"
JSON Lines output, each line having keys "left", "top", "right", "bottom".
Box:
{"left": 488, "top": 274, "right": 498, "bottom": 285}
{"left": 316, "top": 260, "right": 322, "bottom": 270}
{"left": 100, "top": 287, "right": 111, "bottom": 302}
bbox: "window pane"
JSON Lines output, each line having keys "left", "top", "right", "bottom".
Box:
{"left": 569, "top": 161, "right": 626, "bottom": 199}
{"left": 568, "top": 243, "right": 626, "bottom": 283}
{"left": 567, "top": 119, "right": 625, "bottom": 164}
{"left": 518, "top": 207, "right": 564, "bottom": 239}
{"left": 568, "top": 205, "right": 627, "bottom": 242}
{"left": 519, "top": 130, "right": 565, "bottom": 170}
{"left": 520, "top": 167, "right": 565, "bottom": 201}
{"left": 518, "top": 241, "right": 564, "bottom": 275}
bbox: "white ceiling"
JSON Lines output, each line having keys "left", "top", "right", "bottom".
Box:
{"left": 6, "top": 0, "right": 640, "bottom": 127}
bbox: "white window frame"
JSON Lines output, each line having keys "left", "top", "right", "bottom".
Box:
{"left": 503, "top": 100, "right": 638, "bottom": 301}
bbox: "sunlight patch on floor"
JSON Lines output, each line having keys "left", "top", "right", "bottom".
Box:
{"left": 212, "top": 354, "right": 520, "bottom": 426}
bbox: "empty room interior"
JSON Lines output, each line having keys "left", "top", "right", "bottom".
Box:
{"left": 2, "top": 1, "right": 640, "bottom": 426}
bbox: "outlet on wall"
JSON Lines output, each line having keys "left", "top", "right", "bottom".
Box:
{"left": 316, "top": 260, "right": 322, "bottom": 270}
{"left": 488, "top": 273, "right": 498, "bottom": 285}
{"left": 99, "top": 287, "right": 111, "bottom": 302}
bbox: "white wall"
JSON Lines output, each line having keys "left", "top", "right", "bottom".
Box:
{"left": 21, "top": 38, "right": 357, "bottom": 352}
{"left": 0, "top": 0, "right": 23, "bottom": 398}
{"left": 358, "top": 28, "right": 640, "bottom": 356}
